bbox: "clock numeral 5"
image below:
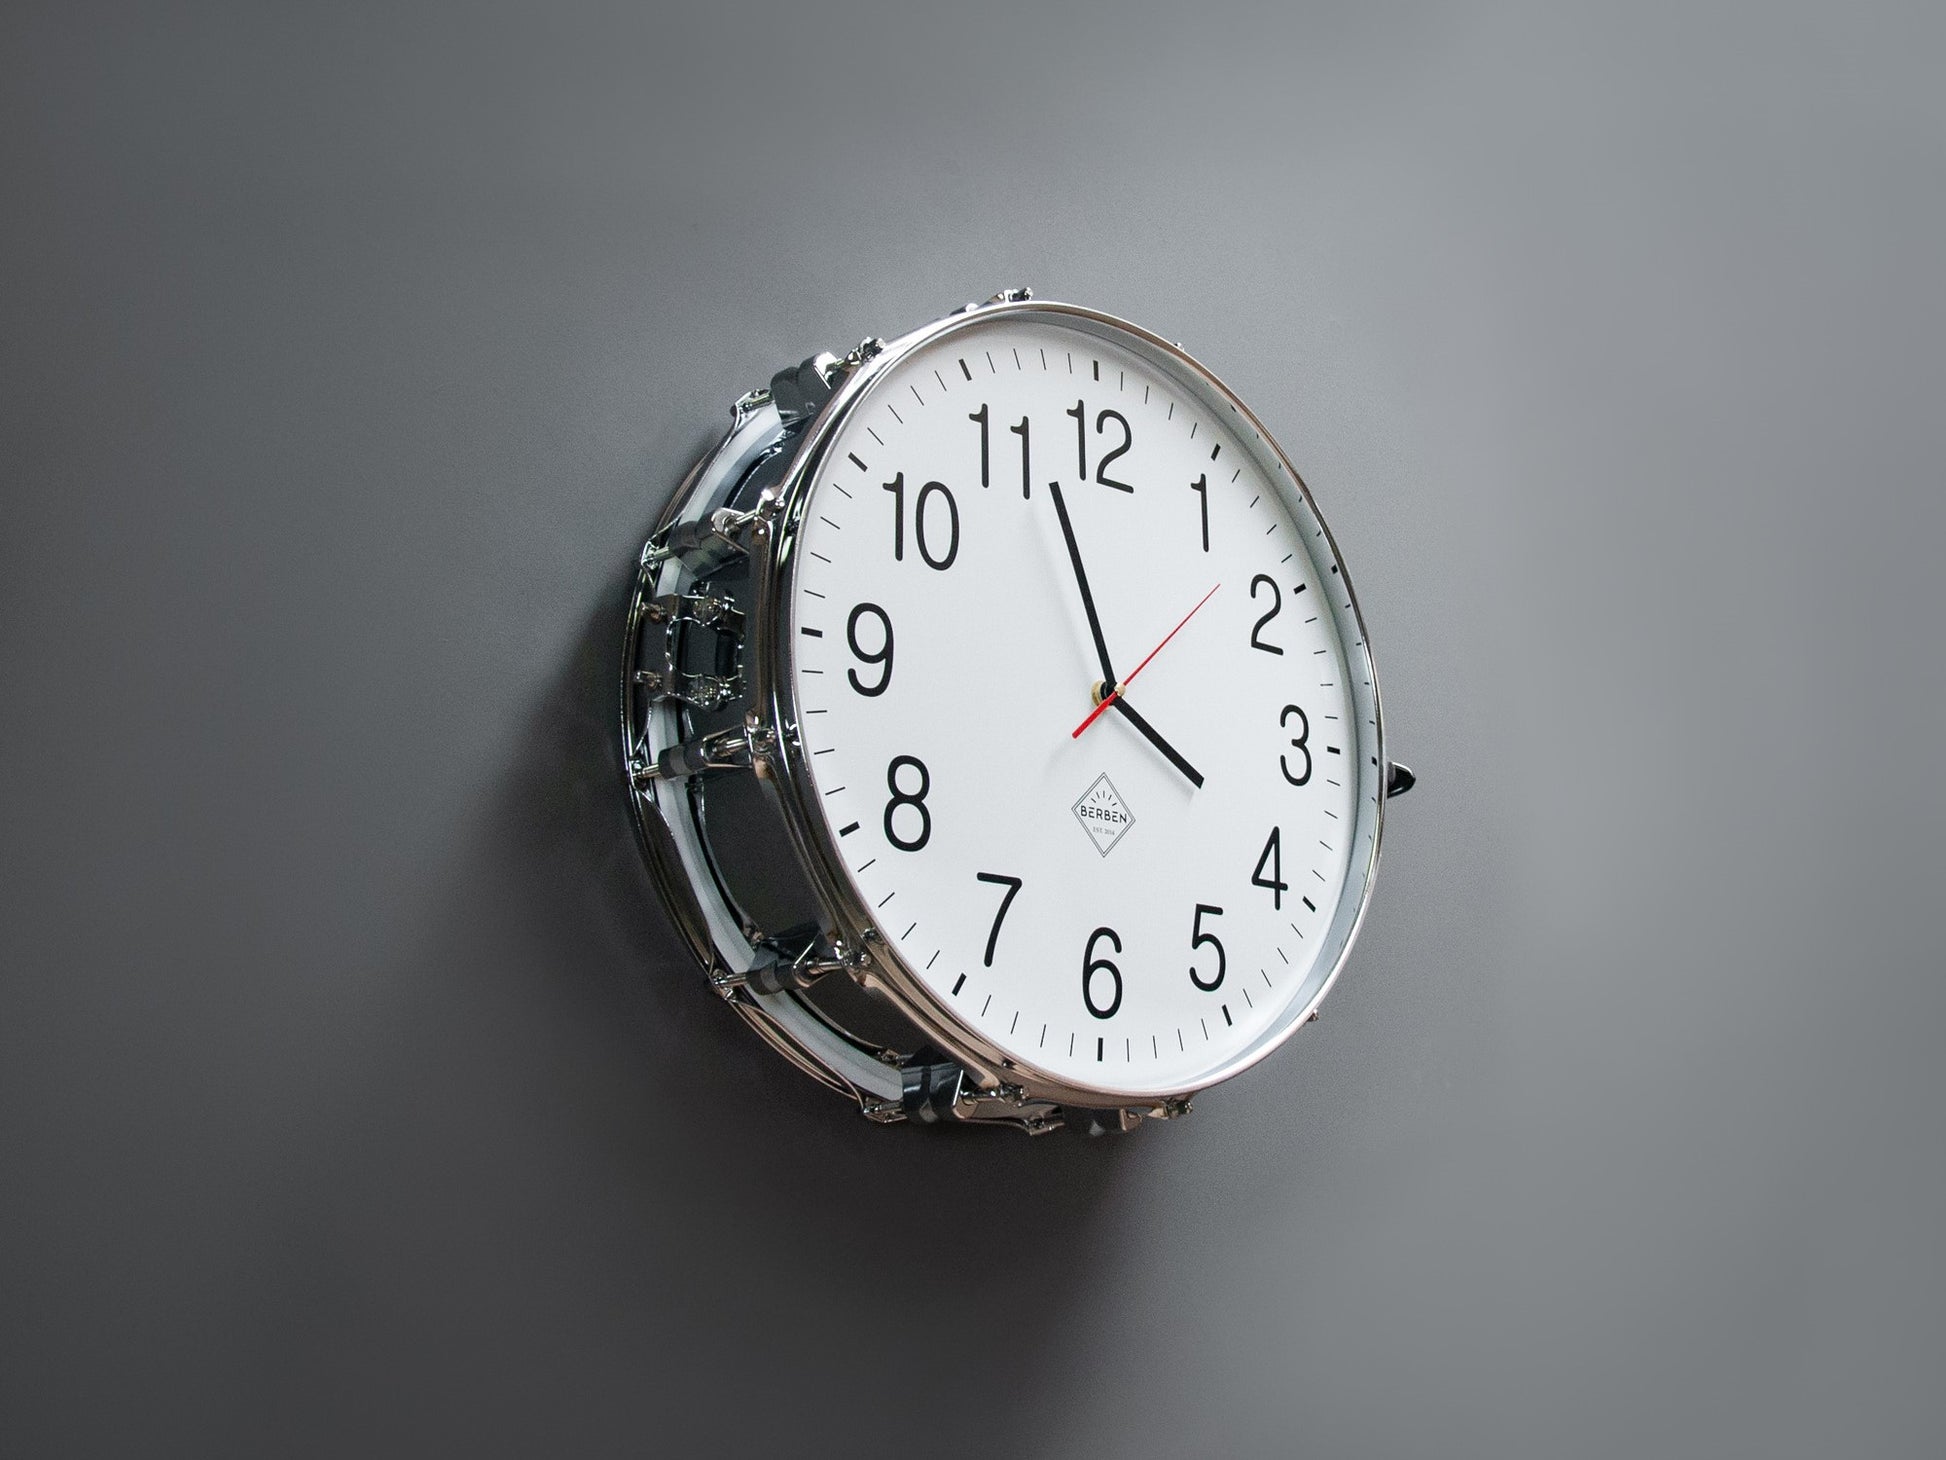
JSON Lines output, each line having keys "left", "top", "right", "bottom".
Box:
{"left": 881, "top": 472, "right": 960, "bottom": 569}
{"left": 1082, "top": 926, "right": 1124, "bottom": 1020}
{"left": 1189, "top": 903, "right": 1226, "bottom": 991}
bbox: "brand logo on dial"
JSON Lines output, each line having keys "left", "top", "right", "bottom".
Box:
{"left": 1071, "top": 773, "right": 1136, "bottom": 856}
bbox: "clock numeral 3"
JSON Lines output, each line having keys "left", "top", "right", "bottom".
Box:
{"left": 1189, "top": 903, "right": 1226, "bottom": 991}
{"left": 1082, "top": 926, "right": 1124, "bottom": 1019}
{"left": 1279, "top": 704, "right": 1311, "bottom": 786}
{"left": 884, "top": 755, "right": 932, "bottom": 852}
{"left": 881, "top": 473, "right": 960, "bottom": 570}
{"left": 1251, "top": 827, "right": 1287, "bottom": 909}
{"left": 974, "top": 872, "right": 1023, "bottom": 968}
{"left": 845, "top": 602, "right": 894, "bottom": 697}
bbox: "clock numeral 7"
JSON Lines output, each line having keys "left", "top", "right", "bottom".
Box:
{"left": 974, "top": 873, "right": 1022, "bottom": 967}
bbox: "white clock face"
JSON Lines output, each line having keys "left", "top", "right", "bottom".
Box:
{"left": 785, "top": 309, "right": 1381, "bottom": 1097}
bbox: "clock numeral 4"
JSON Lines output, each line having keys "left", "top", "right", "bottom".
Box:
{"left": 1251, "top": 827, "right": 1288, "bottom": 909}
{"left": 1082, "top": 926, "right": 1124, "bottom": 1019}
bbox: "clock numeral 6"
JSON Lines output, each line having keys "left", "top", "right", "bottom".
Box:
{"left": 884, "top": 754, "right": 931, "bottom": 852}
{"left": 846, "top": 602, "right": 894, "bottom": 697}
{"left": 882, "top": 472, "right": 960, "bottom": 569}
{"left": 1189, "top": 903, "right": 1226, "bottom": 991}
{"left": 1082, "top": 926, "right": 1123, "bottom": 1019}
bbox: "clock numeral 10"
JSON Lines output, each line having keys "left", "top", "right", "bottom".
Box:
{"left": 1082, "top": 926, "right": 1124, "bottom": 1019}
{"left": 881, "top": 473, "right": 960, "bottom": 570}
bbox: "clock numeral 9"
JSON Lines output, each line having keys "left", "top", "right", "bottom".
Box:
{"left": 883, "top": 755, "right": 932, "bottom": 852}
{"left": 1251, "top": 827, "right": 1288, "bottom": 909}
{"left": 881, "top": 472, "right": 960, "bottom": 569}
{"left": 1065, "top": 400, "right": 1135, "bottom": 492}
{"left": 845, "top": 602, "right": 893, "bottom": 697}
{"left": 1082, "top": 926, "right": 1123, "bottom": 1019}
{"left": 1189, "top": 904, "right": 1226, "bottom": 991}
{"left": 1279, "top": 704, "right": 1311, "bottom": 786}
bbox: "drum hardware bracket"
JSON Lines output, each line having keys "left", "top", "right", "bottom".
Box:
{"left": 631, "top": 589, "right": 746, "bottom": 713}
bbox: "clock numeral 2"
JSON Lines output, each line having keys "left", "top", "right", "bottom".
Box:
{"left": 1249, "top": 574, "right": 1282, "bottom": 654}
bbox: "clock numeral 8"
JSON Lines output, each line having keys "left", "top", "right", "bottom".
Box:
{"left": 1082, "top": 926, "right": 1123, "bottom": 1019}
{"left": 846, "top": 602, "right": 894, "bottom": 696}
{"left": 883, "top": 754, "right": 931, "bottom": 852}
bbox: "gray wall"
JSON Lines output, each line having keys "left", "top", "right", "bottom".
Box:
{"left": 4, "top": 3, "right": 1942, "bottom": 1455}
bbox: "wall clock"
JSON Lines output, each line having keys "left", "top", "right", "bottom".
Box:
{"left": 623, "top": 290, "right": 1413, "bottom": 1134}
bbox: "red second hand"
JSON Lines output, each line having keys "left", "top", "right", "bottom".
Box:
{"left": 1071, "top": 582, "right": 1221, "bottom": 738}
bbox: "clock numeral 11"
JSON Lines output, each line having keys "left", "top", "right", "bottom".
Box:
{"left": 968, "top": 405, "right": 1031, "bottom": 497}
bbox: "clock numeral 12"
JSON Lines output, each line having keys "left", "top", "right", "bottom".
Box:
{"left": 1065, "top": 399, "right": 1135, "bottom": 492}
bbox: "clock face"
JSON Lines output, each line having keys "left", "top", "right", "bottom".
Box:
{"left": 783, "top": 308, "right": 1382, "bottom": 1098}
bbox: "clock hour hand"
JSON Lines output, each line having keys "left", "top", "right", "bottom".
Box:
{"left": 1110, "top": 696, "right": 1204, "bottom": 789}
{"left": 1048, "top": 480, "right": 1118, "bottom": 687}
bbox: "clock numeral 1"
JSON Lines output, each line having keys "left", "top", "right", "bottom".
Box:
{"left": 968, "top": 405, "right": 989, "bottom": 487}
{"left": 1189, "top": 473, "right": 1209, "bottom": 552}
{"left": 1189, "top": 903, "right": 1226, "bottom": 991}
{"left": 1008, "top": 415, "right": 1030, "bottom": 498}
{"left": 1251, "top": 827, "right": 1287, "bottom": 909}
{"left": 1082, "top": 926, "right": 1123, "bottom": 1019}
{"left": 974, "top": 872, "right": 1022, "bottom": 967}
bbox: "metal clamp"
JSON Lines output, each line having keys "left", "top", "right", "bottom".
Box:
{"left": 633, "top": 590, "right": 745, "bottom": 711}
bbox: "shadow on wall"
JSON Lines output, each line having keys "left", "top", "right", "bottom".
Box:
{"left": 241, "top": 565, "right": 1133, "bottom": 1450}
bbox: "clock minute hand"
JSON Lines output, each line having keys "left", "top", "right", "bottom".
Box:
{"left": 1048, "top": 480, "right": 1118, "bottom": 687}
